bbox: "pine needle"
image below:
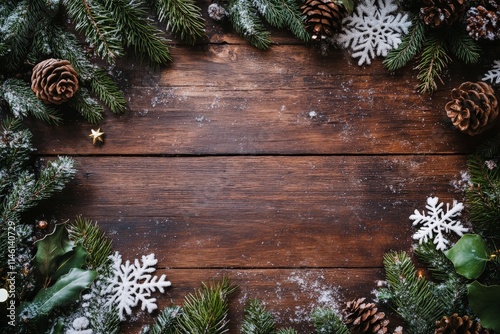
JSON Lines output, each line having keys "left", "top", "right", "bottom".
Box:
{"left": 177, "top": 277, "right": 237, "bottom": 334}
{"left": 90, "top": 70, "right": 126, "bottom": 114}
{"left": 383, "top": 15, "right": 425, "bottom": 71}
{"left": 67, "top": 216, "right": 113, "bottom": 269}
{"left": 68, "top": 88, "right": 105, "bottom": 124}
{"left": 150, "top": 306, "right": 181, "bottom": 334}
{"left": 447, "top": 29, "right": 481, "bottom": 64}
{"left": 228, "top": 0, "right": 272, "bottom": 50}
{"left": 311, "top": 307, "right": 349, "bottom": 334}
{"left": 416, "top": 32, "right": 451, "bottom": 94}
{"left": 154, "top": 0, "right": 206, "bottom": 45}
{"left": 241, "top": 299, "right": 276, "bottom": 334}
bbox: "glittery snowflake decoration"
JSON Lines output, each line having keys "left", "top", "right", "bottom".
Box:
{"left": 105, "top": 252, "right": 171, "bottom": 320}
{"left": 410, "top": 196, "right": 468, "bottom": 251}
{"left": 337, "top": 0, "right": 411, "bottom": 66}
{"left": 483, "top": 60, "right": 500, "bottom": 84}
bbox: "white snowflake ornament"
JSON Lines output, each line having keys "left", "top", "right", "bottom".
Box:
{"left": 105, "top": 252, "right": 171, "bottom": 320}
{"left": 337, "top": 0, "right": 412, "bottom": 66}
{"left": 410, "top": 196, "right": 468, "bottom": 251}
{"left": 483, "top": 60, "right": 500, "bottom": 84}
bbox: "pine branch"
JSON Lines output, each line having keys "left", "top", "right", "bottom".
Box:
{"left": 90, "top": 69, "right": 126, "bottom": 114}
{"left": 475, "top": 133, "right": 500, "bottom": 159}
{"left": 63, "top": 0, "right": 124, "bottom": 64}
{"left": 447, "top": 28, "right": 481, "bottom": 64}
{"left": 466, "top": 155, "right": 500, "bottom": 240}
{"left": 67, "top": 216, "right": 113, "bottom": 269}
{"left": 0, "top": 78, "right": 62, "bottom": 124}
{"left": 153, "top": 0, "right": 206, "bottom": 45}
{"left": 241, "top": 299, "right": 276, "bottom": 334}
{"left": 381, "top": 251, "right": 446, "bottom": 334}
{"left": 275, "top": 329, "right": 298, "bottom": 334}
{"left": 68, "top": 87, "right": 105, "bottom": 123}
{"left": 416, "top": 32, "right": 451, "bottom": 94}
{"left": 227, "top": 0, "right": 272, "bottom": 50}
{"left": 149, "top": 306, "right": 181, "bottom": 334}
{"left": 253, "top": 0, "right": 309, "bottom": 42}
{"left": 1, "top": 156, "right": 76, "bottom": 224}
{"left": 311, "top": 308, "right": 349, "bottom": 334}
{"left": 383, "top": 15, "right": 425, "bottom": 71}
{"left": 177, "top": 277, "right": 237, "bottom": 334}
{"left": 102, "top": 0, "right": 171, "bottom": 66}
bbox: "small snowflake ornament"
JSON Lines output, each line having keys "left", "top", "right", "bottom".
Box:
{"left": 483, "top": 60, "right": 500, "bottom": 84}
{"left": 410, "top": 196, "right": 468, "bottom": 251}
{"left": 105, "top": 252, "right": 171, "bottom": 320}
{"left": 337, "top": 0, "right": 411, "bottom": 66}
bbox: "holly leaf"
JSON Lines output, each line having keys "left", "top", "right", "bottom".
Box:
{"left": 34, "top": 223, "right": 74, "bottom": 279}
{"left": 51, "top": 245, "right": 88, "bottom": 281}
{"left": 444, "top": 234, "right": 489, "bottom": 279}
{"left": 18, "top": 268, "right": 97, "bottom": 320}
{"left": 468, "top": 281, "right": 500, "bottom": 331}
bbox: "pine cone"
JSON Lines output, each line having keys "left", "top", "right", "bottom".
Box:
{"left": 435, "top": 313, "right": 491, "bottom": 334}
{"left": 31, "top": 58, "right": 79, "bottom": 104}
{"left": 343, "top": 298, "right": 389, "bottom": 334}
{"left": 301, "top": 0, "right": 347, "bottom": 40}
{"left": 419, "top": 0, "right": 466, "bottom": 28}
{"left": 445, "top": 81, "right": 499, "bottom": 136}
{"left": 466, "top": 4, "right": 500, "bottom": 40}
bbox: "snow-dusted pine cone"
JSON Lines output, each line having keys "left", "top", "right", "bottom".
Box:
{"left": 435, "top": 313, "right": 491, "bottom": 334}
{"left": 301, "top": 0, "right": 347, "bottom": 40}
{"left": 466, "top": 1, "right": 500, "bottom": 40}
{"left": 31, "top": 58, "right": 79, "bottom": 105}
{"left": 445, "top": 81, "right": 499, "bottom": 136}
{"left": 419, "top": 0, "right": 466, "bottom": 28}
{"left": 342, "top": 298, "right": 389, "bottom": 334}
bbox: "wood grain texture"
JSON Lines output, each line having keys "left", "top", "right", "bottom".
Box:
{"left": 35, "top": 155, "right": 466, "bottom": 269}
{"left": 26, "top": 44, "right": 490, "bottom": 156}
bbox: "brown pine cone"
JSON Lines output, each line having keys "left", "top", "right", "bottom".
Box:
{"left": 435, "top": 313, "right": 491, "bottom": 334}
{"left": 419, "top": 0, "right": 466, "bottom": 28}
{"left": 31, "top": 58, "right": 79, "bottom": 104}
{"left": 301, "top": 0, "right": 347, "bottom": 40}
{"left": 343, "top": 298, "right": 389, "bottom": 334}
{"left": 466, "top": 4, "right": 500, "bottom": 40}
{"left": 445, "top": 81, "right": 499, "bottom": 136}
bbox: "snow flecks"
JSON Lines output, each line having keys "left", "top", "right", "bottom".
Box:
{"left": 337, "top": 0, "right": 411, "bottom": 66}
{"left": 66, "top": 317, "right": 92, "bottom": 334}
{"left": 308, "top": 111, "right": 318, "bottom": 118}
{"left": 450, "top": 170, "right": 471, "bottom": 191}
{"left": 195, "top": 115, "right": 210, "bottom": 126}
{"left": 410, "top": 196, "right": 467, "bottom": 251}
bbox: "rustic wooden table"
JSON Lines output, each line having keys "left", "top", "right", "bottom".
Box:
{"left": 27, "top": 8, "right": 492, "bottom": 332}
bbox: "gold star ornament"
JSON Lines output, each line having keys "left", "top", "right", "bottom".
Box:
{"left": 89, "top": 128, "right": 104, "bottom": 145}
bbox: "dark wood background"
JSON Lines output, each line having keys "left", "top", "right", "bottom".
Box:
{"left": 27, "top": 3, "right": 497, "bottom": 332}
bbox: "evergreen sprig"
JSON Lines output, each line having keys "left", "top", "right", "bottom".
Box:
{"left": 67, "top": 216, "right": 113, "bottom": 269}
{"left": 448, "top": 30, "right": 481, "bottom": 64}
{"left": 153, "top": 0, "right": 206, "bottom": 45}
{"left": 379, "top": 251, "right": 446, "bottom": 334}
{"left": 225, "top": 0, "right": 308, "bottom": 49}
{"left": 383, "top": 15, "right": 425, "bottom": 71}
{"left": 311, "top": 307, "right": 349, "bottom": 334}
{"left": 466, "top": 154, "right": 500, "bottom": 240}
{"left": 275, "top": 329, "right": 298, "bottom": 334}
{"left": 241, "top": 299, "right": 276, "bottom": 334}
{"left": 416, "top": 32, "right": 450, "bottom": 94}
{"left": 149, "top": 306, "right": 181, "bottom": 334}
{"left": 177, "top": 277, "right": 237, "bottom": 334}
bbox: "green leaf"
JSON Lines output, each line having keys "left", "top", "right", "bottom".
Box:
{"left": 18, "top": 268, "right": 97, "bottom": 320}
{"left": 444, "top": 234, "right": 489, "bottom": 279}
{"left": 52, "top": 245, "right": 88, "bottom": 281}
{"left": 468, "top": 281, "right": 500, "bottom": 331}
{"left": 34, "top": 224, "right": 74, "bottom": 279}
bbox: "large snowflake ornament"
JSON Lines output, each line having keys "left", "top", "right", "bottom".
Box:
{"left": 483, "top": 60, "right": 500, "bottom": 84}
{"left": 410, "top": 196, "right": 468, "bottom": 251}
{"left": 337, "top": 0, "right": 412, "bottom": 66}
{"left": 105, "top": 252, "right": 171, "bottom": 320}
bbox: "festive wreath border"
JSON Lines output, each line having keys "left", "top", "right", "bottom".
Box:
{"left": 1, "top": 0, "right": 500, "bottom": 333}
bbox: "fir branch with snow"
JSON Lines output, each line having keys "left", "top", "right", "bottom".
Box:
{"left": 483, "top": 60, "right": 500, "bottom": 85}
{"left": 104, "top": 251, "right": 171, "bottom": 320}
{"left": 410, "top": 196, "right": 467, "bottom": 251}
{"left": 337, "top": 0, "right": 412, "bottom": 66}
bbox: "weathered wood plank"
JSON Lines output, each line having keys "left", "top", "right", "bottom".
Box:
{"left": 35, "top": 155, "right": 467, "bottom": 268}
{"left": 26, "top": 44, "right": 489, "bottom": 156}
{"left": 119, "top": 268, "right": 387, "bottom": 333}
